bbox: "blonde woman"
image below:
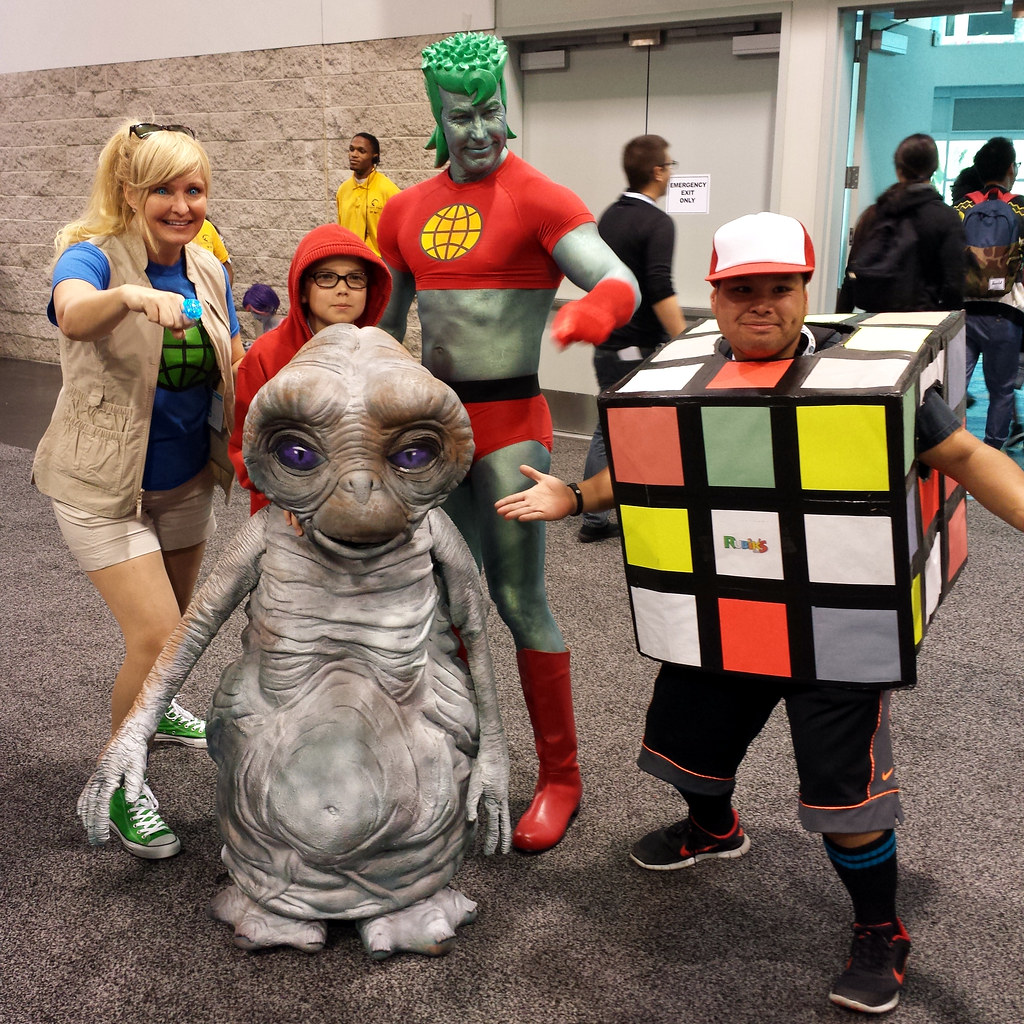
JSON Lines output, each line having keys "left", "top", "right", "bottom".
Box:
{"left": 33, "top": 121, "right": 243, "bottom": 858}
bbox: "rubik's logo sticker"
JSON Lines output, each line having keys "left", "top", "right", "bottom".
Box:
{"left": 722, "top": 536, "right": 769, "bottom": 553}
{"left": 600, "top": 311, "right": 969, "bottom": 689}
{"left": 420, "top": 204, "right": 482, "bottom": 260}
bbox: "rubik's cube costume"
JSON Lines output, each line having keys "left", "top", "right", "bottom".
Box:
{"left": 601, "top": 214, "right": 968, "bottom": 832}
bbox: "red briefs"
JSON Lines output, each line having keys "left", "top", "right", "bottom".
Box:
{"left": 462, "top": 394, "right": 553, "bottom": 462}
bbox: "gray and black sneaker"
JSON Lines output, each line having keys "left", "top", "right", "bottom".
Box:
{"left": 629, "top": 810, "right": 750, "bottom": 871}
{"left": 829, "top": 919, "right": 911, "bottom": 1014}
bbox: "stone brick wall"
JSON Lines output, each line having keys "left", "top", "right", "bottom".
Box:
{"left": 0, "top": 34, "right": 442, "bottom": 362}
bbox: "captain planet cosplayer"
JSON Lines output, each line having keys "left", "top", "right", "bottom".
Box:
{"left": 378, "top": 32, "right": 640, "bottom": 854}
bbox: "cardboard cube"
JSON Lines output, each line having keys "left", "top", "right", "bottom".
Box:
{"left": 599, "top": 310, "right": 968, "bottom": 688}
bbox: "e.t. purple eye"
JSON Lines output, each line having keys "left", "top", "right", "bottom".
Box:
{"left": 273, "top": 437, "right": 324, "bottom": 471}
{"left": 388, "top": 444, "right": 437, "bottom": 471}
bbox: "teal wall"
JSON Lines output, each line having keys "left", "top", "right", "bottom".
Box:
{"left": 860, "top": 23, "right": 1024, "bottom": 204}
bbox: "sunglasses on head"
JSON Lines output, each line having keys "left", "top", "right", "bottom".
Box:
{"left": 129, "top": 122, "right": 197, "bottom": 140}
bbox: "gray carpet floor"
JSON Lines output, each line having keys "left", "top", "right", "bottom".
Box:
{"left": 1, "top": 430, "right": 1022, "bottom": 1024}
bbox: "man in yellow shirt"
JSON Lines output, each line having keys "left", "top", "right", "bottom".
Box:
{"left": 335, "top": 132, "right": 400, "bottom": 256}
{"left": 193, "top": 218, "right": 233, "bottom": 285}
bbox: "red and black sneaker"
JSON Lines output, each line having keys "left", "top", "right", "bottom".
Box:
{"left": 629, "top": 809, "right": 750, "bottom": 871}
{"left": 829, "top": 919, "right": 911, "bottom": 1014}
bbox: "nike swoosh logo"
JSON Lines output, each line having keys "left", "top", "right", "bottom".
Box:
{"left": 882, "top": 768, "right": 894, "bottom": 781}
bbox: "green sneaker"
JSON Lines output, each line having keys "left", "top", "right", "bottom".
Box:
{"left": 108, "top": 782, "right": 181, "bottom": 859}
{"left": 154, "top": 698, "right": 207, "bottom": 748}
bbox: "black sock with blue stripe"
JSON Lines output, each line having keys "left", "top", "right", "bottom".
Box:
{"left": 824, "top": 830, "right": 898, "bottom": 928}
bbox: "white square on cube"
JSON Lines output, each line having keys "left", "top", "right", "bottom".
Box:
{"left": 805, "top": 513, "right": 895, "bottom": 585}
{"left": 651, "top": 335, "right": 719, "bottom": 362}
{"left": 631, "top": 587, "right": 701, "bottom": 665}
{"left": 925, "top": 531, "right": 943, "bottom": 621}
{"left": 619, "top": 364, "right": 703, "bottom": 393}
{"left": 711, "top": 509, "right": 783, "bottom": 580}
{"left": 801, "top": 357, "right": 910, "bottom": 391}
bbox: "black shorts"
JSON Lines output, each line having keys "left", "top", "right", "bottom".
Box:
{"left": 637, "top": 662, "right": 904, "bottom": 833}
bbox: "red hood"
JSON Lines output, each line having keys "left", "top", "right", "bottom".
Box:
{"left": 286, "top": 224, "right": 392, "bottom": 338}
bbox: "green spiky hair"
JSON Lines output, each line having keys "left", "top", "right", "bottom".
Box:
{"left": 421, "top": 32, "right": 517, "bottom": 167}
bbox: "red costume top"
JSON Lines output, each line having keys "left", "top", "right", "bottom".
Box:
{"left": 378, "top": 152, "right": 593, "bottom": 290}
{"left": 229, "top": 225, "right": 391, "bottom": 513}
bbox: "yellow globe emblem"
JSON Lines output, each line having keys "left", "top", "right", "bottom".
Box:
{"left": 420, "top": 204, "right": 483, "bottom": 260}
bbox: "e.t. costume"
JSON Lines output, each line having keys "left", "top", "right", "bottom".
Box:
{"left": 378, "top": 151, "right": 593, "bottom": 460}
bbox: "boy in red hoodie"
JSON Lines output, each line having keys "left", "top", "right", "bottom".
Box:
{"left": 229, "top": 225, "right": 392, "bottom": 512}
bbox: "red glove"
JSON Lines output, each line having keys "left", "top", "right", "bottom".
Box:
{"left": 550, "top": 278, "right": 636, "bottom": 349}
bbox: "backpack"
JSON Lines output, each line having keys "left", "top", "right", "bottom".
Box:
{"left": 961, "top": 187, "right": 1023, "bottom": 299}
{"left": 845, "top": 206, "right": 924, "bottom": 312}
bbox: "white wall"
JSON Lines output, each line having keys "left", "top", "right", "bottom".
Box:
{"left": 498, "top": 0, "right": 957, "bottom": 316}
{"left": 504, "top": 0, "right": 861, "bottom": 313}
{"left": 520, "top": 32, "right": 774, "bottom": 399}
{"left": 524, "top": 37, "right": 778, "bottom": 310}
{"left": 858, "top": 22, "right": 1024, "bottom": 207}
{"left": 497, "top": 0, "right": 777, "bottom": 37}
{"left": 521, "top": 35, "right": 781, "bottom": 394}
{"left": 0, "top": 0, "right": 493, "bottom": 73}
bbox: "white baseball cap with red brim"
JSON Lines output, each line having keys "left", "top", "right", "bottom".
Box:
{"left": 706, "top": 212, "right": 815, "bottom": 282}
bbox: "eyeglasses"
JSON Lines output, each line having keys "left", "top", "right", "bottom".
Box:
{"left": 129, "top": 123, "right": 197, "bottom": 140}
{"left": 307, "top": 270, "right": 369, "bottom": 291}
{"left": 659, "top": 160, "right": 678, "bottom": 168}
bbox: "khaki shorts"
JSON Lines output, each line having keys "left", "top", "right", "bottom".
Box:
{"left": 52, "top": 465, "right": 216, "bottom": 572}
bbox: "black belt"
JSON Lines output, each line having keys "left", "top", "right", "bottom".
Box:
{"left": 449, "top": 374, "right": 541, "bottom": 403}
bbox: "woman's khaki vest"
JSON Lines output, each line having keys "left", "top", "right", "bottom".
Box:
{"left": 32, "top": 232, "right": 236, "bottom": 517}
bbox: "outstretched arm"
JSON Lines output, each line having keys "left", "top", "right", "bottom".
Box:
{"left": 76, "top": 510, "right": 269, "bottom": 847}
{"left": 494, "top": 465, "right": 615, "bottom": 522}
{"left": 549, "top": 223, "right": 639, "bottom": 347}
{"left": 53, "top": 278, "right": 195, "bottom": 343}
{"left": 428, "top": 509, "right": 511, "bottom": 855}
{"left": 920, "top": 426, "right": 1024, "bottom": 531}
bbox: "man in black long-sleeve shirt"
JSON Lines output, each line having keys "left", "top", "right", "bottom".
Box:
{"left": 580, "top": 135, "right": 685, "bottom": 541}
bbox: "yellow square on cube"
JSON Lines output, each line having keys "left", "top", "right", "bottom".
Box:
{"left": 797, "top": 405, "right": 888, "bottom": 491}
{"left": 911, "top": 572, "right": 923, "bottom": 645}
{"left": 621, "top": 505, "right": 692, "bottom": 573}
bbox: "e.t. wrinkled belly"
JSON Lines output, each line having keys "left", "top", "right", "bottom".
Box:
{"left": 207, "top": 646, "right": 476, "bottom": 922}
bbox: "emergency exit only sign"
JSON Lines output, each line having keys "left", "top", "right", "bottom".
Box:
{"left": 666, "top": 175, "right": 710, "bottom": 214}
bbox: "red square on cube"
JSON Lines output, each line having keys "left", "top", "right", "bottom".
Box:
{"left": 918, "top": 470, "right": 940, "bottom": 533}
{"left": 606, "top": 405, "right": 683, "bottom": 485}
{"left": 719, "top": 598, "right": 791, "bottom": 676}
{"left": 707, "top": 359, "right": 791, "bottom": 390}
{"left": 947, "top": 498, "right": 968, "bottom": 580}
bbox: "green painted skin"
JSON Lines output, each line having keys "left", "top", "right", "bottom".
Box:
{"left": 381, "top": 38, "right": 635, "bottom": 653}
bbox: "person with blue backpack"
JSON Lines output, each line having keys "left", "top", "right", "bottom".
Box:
{"left": 953, "top": 137, "right": 1024, "bottom": 449}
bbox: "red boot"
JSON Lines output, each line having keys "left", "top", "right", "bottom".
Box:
{"left": 512, "top": 648, "right": 583, "bottom": 853}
